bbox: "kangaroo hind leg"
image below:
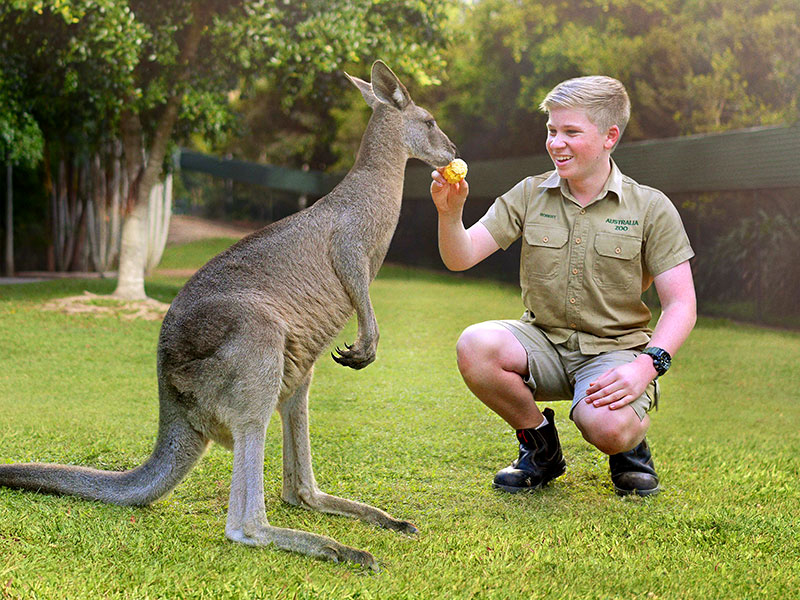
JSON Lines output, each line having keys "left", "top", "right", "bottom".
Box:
{"left": 223, "top": 354, "right": 377, "bottom": 569}
{"left": 278, "top": 369, "right": 418, "bottom": 536}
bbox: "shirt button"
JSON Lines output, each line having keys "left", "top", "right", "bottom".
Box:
{"left": 569, "top": 297, "right": 576, "bottom": 304}
{"left": 542, "top": 236, "right": 549, "bottom": 243}
{"left": 575, "top": 237, "right": 582, "bottom": 244}
{"left": 580, "top": 209, "right": 586, "bottom": 215}
{"left": 570, "top": 322, "right": 577, "bottom": 329}
{"left": 572, "top": 268, "right": 579, "bottom": 275}
{"left": 615, "top": 247, "right": 622, "bottom": 254}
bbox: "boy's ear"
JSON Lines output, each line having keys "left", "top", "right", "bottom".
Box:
{"left": 604, "top": 125, "right": 621, "bottom": 150}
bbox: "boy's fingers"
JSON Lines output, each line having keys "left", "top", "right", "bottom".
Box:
{"left": 430, "top": 171, "right": 443, "bottom": 186}
{"left": 585, "top": 375, "right": 624, "bottom": 402}
{"left": 608, "top": 395, "right": 636, "bottom": 410}
{"left": 588, "top": 366, "right": 619, "bottom": 389}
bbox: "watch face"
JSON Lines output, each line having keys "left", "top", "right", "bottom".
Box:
{"left": 645, "top": 348, "right": 670, "bottom": 375}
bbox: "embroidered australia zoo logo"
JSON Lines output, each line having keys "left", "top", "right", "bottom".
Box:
{"left": 606, "top": 217, "right": 639, "bottom": 232}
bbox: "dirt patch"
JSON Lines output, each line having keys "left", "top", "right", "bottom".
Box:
{"left": 167, "top": 214, "right": 257, "bottom": 245}
{"left": 42, "top": 291, "right": 170, "bottom": 321}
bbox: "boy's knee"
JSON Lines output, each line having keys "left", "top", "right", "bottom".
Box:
{"left": 456, "top": 326, "right": 487, "bottom": 376}
{"left": 456, "top": 325, "right": 506, "bottom": 376}
{"left": 574, "top": 406, "right": 646, "bottom": 455}
{"left": 583, "top": 427, "right": 635, "bottom": 456}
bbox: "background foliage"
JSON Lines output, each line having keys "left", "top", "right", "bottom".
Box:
{"left": 210, "top": 0, "right": 800, "bottom": 173}
{"left": 3, "top": 0, "right": 799, "bottom": 169}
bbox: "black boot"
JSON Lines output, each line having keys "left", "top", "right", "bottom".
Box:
{"left": 493, "top": 408, "right": 566, "bottom": 493}
{"left": 609, "top": 438, "right": 660, "bottom": 497}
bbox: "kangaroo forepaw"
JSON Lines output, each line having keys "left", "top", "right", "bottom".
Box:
{"left": 331, "top": 343, "right": 375, "bottom": 370}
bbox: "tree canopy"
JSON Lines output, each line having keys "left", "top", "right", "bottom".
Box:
{"left": 1, "top": 0, "right": 458, "bottom": 169}
{"left": 5, "top": 0, "right": 797, "bottom": 171}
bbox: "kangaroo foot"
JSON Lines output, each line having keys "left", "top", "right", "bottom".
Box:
{"left": 290, "top": 489, "right": 418, "bottom": 536}
{"left": 282, "top": 495, "right": 418, "bottom": 536}
{"left": 331, "top": 341, "right": 376, "bottom": 370}
{"left": 227, "top": 519, "right": 379, "bottom": 570}
{"left": 387, "top": 517, "right": 418, "bottom": 536}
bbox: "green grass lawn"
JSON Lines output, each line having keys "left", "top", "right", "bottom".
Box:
{"left": 1, "top": 239, "right": 798, "bottom": 599}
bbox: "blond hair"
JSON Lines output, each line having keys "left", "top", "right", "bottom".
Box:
{"left": 539, "top": 76, "right": 631, "bottom": 142}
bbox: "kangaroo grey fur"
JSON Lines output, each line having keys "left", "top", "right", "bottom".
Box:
{"left": 0, "top": 61, "right": 457, "bottom": 569}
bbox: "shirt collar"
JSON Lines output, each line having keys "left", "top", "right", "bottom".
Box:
{"left": 538, "top": 158, "right": 623, "bottom": 202}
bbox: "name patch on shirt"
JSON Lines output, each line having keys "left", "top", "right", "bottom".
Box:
{"left": 606, "top": 217, "right": 640, "bottom": 231}
{"left": 539, "top": 212, "right": 557, "bottom": 220}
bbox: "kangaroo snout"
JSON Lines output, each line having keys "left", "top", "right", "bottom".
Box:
{"left": 437, "top": 136, "right": 458, "bottom": 166}
{"left": 429, "top": 142, "right": 458, "bottom": 169}
{"left": 447, "top": 141, "right": 459, "bottom": 162}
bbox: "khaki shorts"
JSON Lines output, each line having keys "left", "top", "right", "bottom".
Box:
{"left": 493, "top": 320, "right": 659, "bottom": 421}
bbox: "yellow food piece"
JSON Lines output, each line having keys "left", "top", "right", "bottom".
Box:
{"left": 442, "top": 159, "right": 468, "bottom": 184}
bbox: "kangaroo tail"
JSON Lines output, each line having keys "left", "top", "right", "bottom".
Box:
{"left": 0, "top": 412, "right": 209, "bottom": 507}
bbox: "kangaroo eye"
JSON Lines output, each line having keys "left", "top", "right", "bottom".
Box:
{"left": 425, "top": 119, "right": 435, "bottom": 129}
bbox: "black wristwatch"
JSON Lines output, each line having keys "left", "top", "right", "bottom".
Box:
{"left": 642, "top": 347, "right": 671, "bottom": 378}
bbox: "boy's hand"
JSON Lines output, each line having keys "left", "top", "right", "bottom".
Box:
{"left": 584, "top": 355, "right": 657, "bottom": 410}
{"left": 430, "top": 169, "right": 469, "bottom": 216}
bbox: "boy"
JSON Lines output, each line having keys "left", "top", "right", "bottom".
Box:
{"left": 429, "top": 76, "right": 696, "bottom": 496}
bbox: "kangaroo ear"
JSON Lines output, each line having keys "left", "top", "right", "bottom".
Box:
{"left": 345, "top": 72, "right": 379, "bottom": 109}
{"left": 370, "top": 60, "right": 411, "bottom": 110}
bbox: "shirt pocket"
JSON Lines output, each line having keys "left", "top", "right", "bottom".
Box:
{"left": 592, "top": 232, "right": 642, "bottom": 290}
{"left": 522, "top": 224, "right": 570, "bottom": 280}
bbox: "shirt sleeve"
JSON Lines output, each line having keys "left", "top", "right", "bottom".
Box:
{"left": 642, "top": 192, "right": 695, "bottom": 276}
{"left": 478, "top": 178, "right": 530, "bottom": 250}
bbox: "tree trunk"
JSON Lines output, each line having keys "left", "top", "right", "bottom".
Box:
{"left": 4, "top": 164, "right": 12, "bottom": 277}
{"left": 146, "top": 172, "right": 173, "bottom": 274}
{"left": 112, "top": 129, "right": 175, "bottom": 299}
{"left": 114, "top": 199, "right": 149, "bottom": 299}
{"left": 68, "top": 162, "right": 90, "bottom": 272}
{"left": 112, "top": 6, "right": 209, "bottom": 300}
{"left": 85, "top": 144, "right": 127, "bottom": 275}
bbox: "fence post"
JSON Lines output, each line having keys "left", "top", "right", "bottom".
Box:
{"left": 4, "top": 163, "right": 12, "bottom": 277}
{"left": 753, "top": 189, "right": 763, "bottom": 322}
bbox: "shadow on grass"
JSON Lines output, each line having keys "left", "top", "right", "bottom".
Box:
{"left": 0, "top": 278, "right": 183, "bottom": 305}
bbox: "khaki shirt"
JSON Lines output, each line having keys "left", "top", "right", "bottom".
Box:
{"left": 480, "top": 160, "right": 694, "bottom": 354}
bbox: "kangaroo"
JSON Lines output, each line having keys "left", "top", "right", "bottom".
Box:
{"left": 0, "top": 61, "right": 457, "bottom": 569}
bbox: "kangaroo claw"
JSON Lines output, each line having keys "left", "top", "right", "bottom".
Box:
{"left": 331, "top": 344, "right": 375, "bottom": 370}
{"left": 392, "top": 519, "right": 419, "bottom": 536}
